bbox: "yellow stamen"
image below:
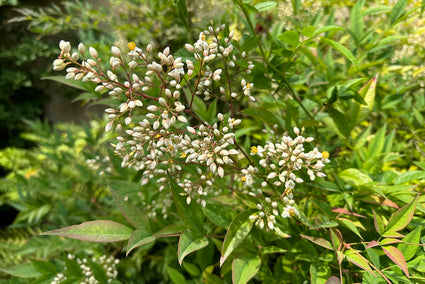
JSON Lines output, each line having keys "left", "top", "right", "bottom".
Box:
{"left": 180, "top": 152, "right": 187, "bottom": 158}
{"left": 250, "top": 146, "right": 258, "bottom": 154}
{"left": 155, "top": 134, "right": 161, "bottom": 139}
{"left": 289, "top": 208, "right": 296, "bottom": 216}
{"left": 240, "top": 176, "right": 247, "bottom": 182}
{"left": 284, "top": 188, "right": 292, "bottom": 195}
{"left": 128, "top": 42, "right": 136, "bottom": 50}
{"left": 322, "top": 151, "right": 330, "bottom": 159}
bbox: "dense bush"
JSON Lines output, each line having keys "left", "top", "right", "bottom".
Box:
{"left": 2, "top": 0, "right": 425, "bottom": 283}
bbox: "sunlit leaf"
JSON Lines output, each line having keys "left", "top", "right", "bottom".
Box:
{"left": 232, "top": 253, "right": 261, "bottom": 284}
{"left": 384, "top": 196, "right": 418, "bottom": 234}
{"left": 220, "top": 210, "right": 255, "bottom": 266}
{"left": 178, "top": 230, "right": 209, "bottom": 265}
{"left": 320, "top": 37, "right": 358, "bottom": 66}
{"left": 382, "top": 246, "right": 409, "bottom": 278}
{"left": 41, "top": 220, "right": 133, "bottom": 242}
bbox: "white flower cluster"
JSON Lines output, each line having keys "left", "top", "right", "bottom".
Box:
{"left": 53, "top": 25, "right": 331, "bottom": 227}
{"left": 241, "top": 127, "right": 329, "bottom": 231}
{"left": 86, "top": 155, "right": 112, "bottom": 176}
{"left": 52, "top": 23, "right": 257, "bottom": 216}
{"left": 251, "top": 127, "right": 329, "bottom": 188}
{"left": 51, "top": 254, "right": 119, "bottom": 284}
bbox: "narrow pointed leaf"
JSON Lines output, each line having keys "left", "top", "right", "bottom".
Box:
{"left": 350, "top": 0, "right": 364, "bottom": 40}
{"left": 367, "top": 123, "right": 386, "bottom": 160}
{"left": 384, "top": 196, "right": 418, "bottom": 234}
{"left": 321, "top": 37, "right": 358, "bottom": 66}
{"left": 232, "top": 253, "right": 261, "bottom": 284}
{"left": 220, "top": 210, "right": 255, "bottom": 266}
{"left": 169, "top": 174, "right": 204, "bottom": 236}
{"left": 126, "top": 228, "right": 155, "bottom": 256}
{"left": 344, "top": 250, "right": 375, "bottom": 275}
{"left": 380, "top": 238, "right": 402, "bottom": 246}
{"left": 382, "top": 246, "right": 409, "bottom": 278}
{"left": 0, "top": 263, "right": 42, "bottom": 278}
{"left": 41, "top": 220, "right": 133, "bottom": 242}
{"left": 338, "top": 218, "right": 363, "bottom": 239}
{"left": 398, "top": 226, "right": 421, "bottom": 261}
{"left": 313, "top": 26, "right": 345, "bottom": 37}
{"left": 394, "top": 171, "right": 425, "bottom": 185}
{"left": 261, "top": 246, "right": 287, "bottom": 254}
{"left": 390, "top": 0, "right": 408, "bottom": 25}
{"left": 110, "top": 188, "right": 151, "bottom": 231}
{"left": 300, "top": 234, "right": 333, "bottom": 250}
{"left": 178, "top": 230, "right": 209, "bottom": 265}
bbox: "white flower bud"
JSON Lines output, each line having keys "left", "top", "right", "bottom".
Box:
{"left": 185, "top": 44, "right": 194, "bottom": 52}
{"left": 111, "top": 46, "right": 121, "bottom": 57}
{"left": 105, "top": 121, "right": 113, "bottom": 132}
{"left": 78, "top": 43, "right": 86, "bottom": 55}
{"left": 89, "top": 47, "right": 98, "bottom": 58}
{"left": 59, "top": 40, "right": 71, "bottom": 53}
{"left": 158, "top": 97, "right": 167, "bottom": 106}
{"left": 177, "top": 116, "right": 187, "bottom": 123}
{"left": 147, "top": 105, "right": 159, "bottom": 112}
{"left": 119, "top": 103, "right": 129, "bottom": 113}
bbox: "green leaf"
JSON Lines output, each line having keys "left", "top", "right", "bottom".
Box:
{"left": 31, "top": 260, "right": 57, "bottom": 275}
{"left": 338, "top": 218, "right": 363, "bottom": 239}
{"left": 232, "top": 253, "right": 261, "bottom": 284}
{"left": 384, "top": 196, "right": 418, "bottom": 234}
{"left": 241, "top": 36, "right": 257, "bottom": 52}
{"left": 344, "top": 250, "right": 375, "bottom": 275}
{"left": 353, "top": 125, "right": 371, "bottom": 149}
{"left": 110, "top": 188, "right": 151, "bottom": 231}
{"left": 338, "top": 168, "right": 372, "bottom": 185}
{"left": 394, "top": 171, "right": 425, "bottom": 185}
{"left": 320, "top": 37, "right": 358, "bottom": 66}
{"left": 313, "top": 26, "right": 344, "bottom": 37}
{"left": 169, "top": 174, "right": 205, "bottom": 236}
{"left": 300, "top": 234, "right": 333, "bottom": 250}
{"left": 73, "top": 92, "right": 99, "bottom": 102}
{"left": 373, "top": 210, "right": 385, "bottom": 235}
{"left": 42, "top": 76, "right": 86, "bottom": 90}
{"left": 390, "top": 0, "right": 408, "bottom": 25}
{"left": 1, "top": 263, "right": 42, "bottom": 278}
{"left": 175, "top": 0, "right": 189, "bottom": 29}
{"left": 178, "top": 230, "right": 209, "bottom": 265}
{"left": 302, "top": 25, "right": 316, "bottom": 38}
{"left": 367, "top": 124, "right": 386, "bottom": 159}
{"left": 327, "top": 106, "right": 351, "bottom": 138}
{"left": 350, "top": 0, "right": 364, "bottom": 40}
{"left": 310, "top": 263, "right": 331, "bottom": 284}
{"left": 254, "top": 1, "right": 277, "bottom": 12}
{"left": 363, "top": 5, "right": 393, "bottom": 16}
{"left": 278, "top": 30, "right": 299, "bottom": 47}
{"left": 166, "top": 266, "right": 186, "bottom": 284}
{"left": 382, "top": 246, "right": 409, "bottom": 278}
{"left": 126, "top": 228, "right": 155, "bottom": 256}
{"left": 220, "top": 210, "right": 255, "bottom": 266}
{"left": 242, "top": 107, "right": 281, "bottom": 127}
{"left": 41, "top": 220, "right": 133, "bottom": 242}
{"left": 398, "top": 227, "right": 421, "bottom": 261}
{"left": 261, "top": 246, "right": 287, "bottom": 254}
{"left": 202, "top": 202, "right": 233, "bottom": 228}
